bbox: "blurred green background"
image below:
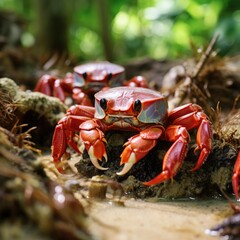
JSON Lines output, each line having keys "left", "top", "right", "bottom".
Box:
{"left": 0, "top": 0, "right": 240, "bottom": 63}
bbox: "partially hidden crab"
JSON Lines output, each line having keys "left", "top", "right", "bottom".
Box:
{"left": 35, "top": 61, "right": 147, "bottom": 106}
{"left": 52, "top": 86, "right": 213, "bottom": 186}
{"left": 219, "top": 109, "right": 240, "bottom": 199}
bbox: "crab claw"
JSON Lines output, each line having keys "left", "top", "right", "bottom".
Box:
{"left": 88, "top": 145, "right": 108, "bottom": 170}
{"left": 232, "top": 152, "right": 240, "bottom": 199}
{"left": 117, "top": 153, "right": 136, "bottom": 175}
{"left": 117, "top": 126, "right": 163, "bottom": 176}
{"left": 79, "top": 120, "right": 108, "bottom": 171}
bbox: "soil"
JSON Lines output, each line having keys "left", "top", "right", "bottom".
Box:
{"left": 88, "top": 199, "right": 231, "bottom": 240}
{"left": 74, "top": 132, "right": 237, "bottom": 200}
{"left": 40, "top": 153, "right": 235, "bottom": 240}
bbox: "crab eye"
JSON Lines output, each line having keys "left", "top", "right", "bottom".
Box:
{"left": 107, "top": 72, "right": 113, "bottom": 80}
{"left": 82, "top": 72, "right": 88, "bottom": 80}
{"left": 133, "top": 99, "right": 142, "bottom": 112}
{"left": 100, "top": 98, "right": 108, "bottom": 110}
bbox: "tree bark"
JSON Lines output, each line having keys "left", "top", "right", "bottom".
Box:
{"left": 96, "top": 0, "right": 115, "bottom": 61}
{"left": 35, "top": 0, "right": 70, "bottom": 57}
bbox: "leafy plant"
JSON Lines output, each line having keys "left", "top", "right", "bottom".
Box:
{"left": 0, "top": 0, "right": 239, "bottom": 62}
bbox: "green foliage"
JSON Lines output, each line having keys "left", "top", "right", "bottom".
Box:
{"left": 0, "top": 0, "right": 240, "bottom": 62}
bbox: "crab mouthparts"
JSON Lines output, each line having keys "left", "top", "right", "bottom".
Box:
{"left": 106, "top": 115, "right": 139, "bottom": 127}
{"left": 87, "top": 82, "right": 107, "bottom": 92}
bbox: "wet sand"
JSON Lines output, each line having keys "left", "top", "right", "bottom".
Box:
{"left": 89, "top": 199, "right": 231, "bottom": 240}
{"left": 42, "top": 155, "right": 233, "bottom": 240}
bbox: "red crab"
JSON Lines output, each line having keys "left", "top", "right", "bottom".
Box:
{"left": 233, "top": 153, "right": 240, "bottom": 199}
{"left": 34, "top": 61, "right": 147, "bottom": 106}
{"left": 52, "top": 86, "right": 213, "bottom": 186}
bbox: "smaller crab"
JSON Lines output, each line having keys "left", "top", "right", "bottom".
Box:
{"left": 35, "top": 61, "right": 147, "bottom": 106}
{"left": 52, "top": 86, "right": 212, "bottom": 186}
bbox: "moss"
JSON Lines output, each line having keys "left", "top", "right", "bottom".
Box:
{"left": 0, "top": 78, "right": 67, "bottom": 146}
{"left": 211, "top": 167, "right": 232, "bottom": 191}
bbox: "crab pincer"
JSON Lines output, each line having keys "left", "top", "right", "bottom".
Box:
{"left": 117, "top": 126, "right": 164, "bottom": 175}
{"left": 79, "top": 119, "right": 108, "bottom": 170}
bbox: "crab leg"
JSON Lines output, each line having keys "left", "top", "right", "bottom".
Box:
{"left": 72, "top": 88, "right": 93, "bottom": 106}
{"left": 34, "top": 74, "right": 56, "bottom": 96}
{"left": 192, "top": 116, "right": 212, "bottom": 171}
{"left": 232, "top": 152, "right": 240, "bottom": 199}
{"left": 53, "top": 78, "right": 66, "bottom": 102}
{"left": 52, "top": 105, "right": 95, "bottom": 172}
{"left": 144, "top": 106, "right": 212, "bottom": 185}
{"left": 124, "top": 76, "right": 148, "bottom": 88}
{"left": 79, "top": 120, "right": 108, "bottom": 170}
{"left": 168, "top": 103, "right": 212, "bottom": 171}
{"left": 144, "top": 125, "right": 190, "bottom": 185}
{"left": 117, "top": 126, "right": 164, "bottom": 175}
{"left": 52, "top": 115, "right": 92, "bottom": 172}
{"left": 167, "top": 103, "right": 203, "bottom": 123}
{"left": 52, "top": 123, "right": 67, "bottom": 172}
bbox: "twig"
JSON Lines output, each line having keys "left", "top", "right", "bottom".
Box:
{"left": 191, "top": 33, "right": 220, "bottom": 79}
